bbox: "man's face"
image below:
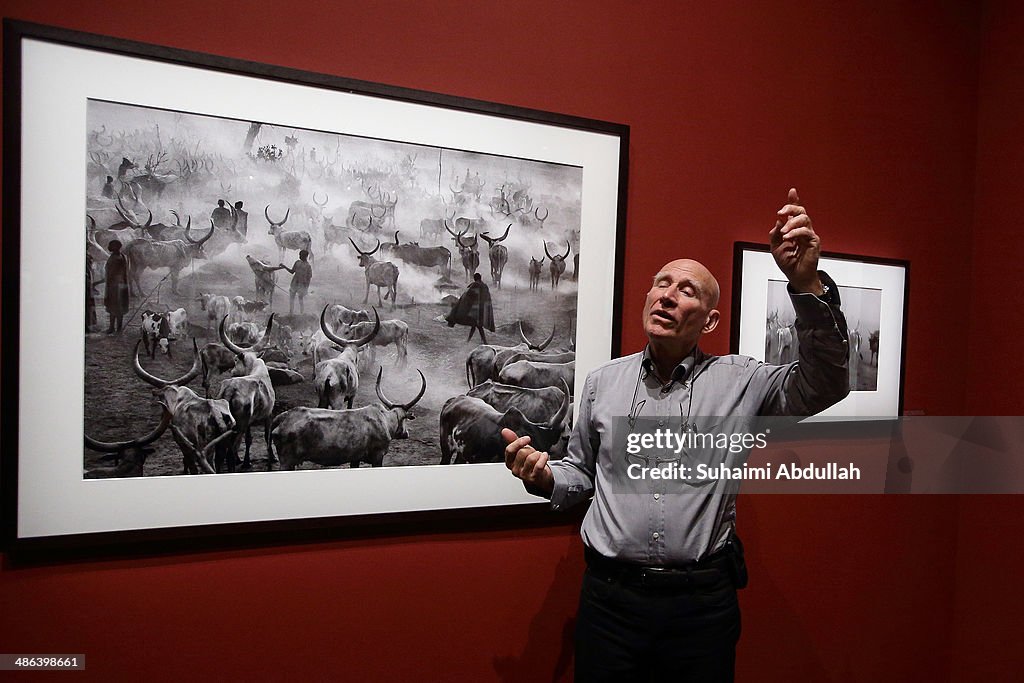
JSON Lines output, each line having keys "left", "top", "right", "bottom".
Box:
{"left": 642, "top": 260, "right": 720, "bottom": 348}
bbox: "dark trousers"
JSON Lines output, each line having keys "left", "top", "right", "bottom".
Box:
{"left": 573, "top": 566, "right": 740, "bottom": 682}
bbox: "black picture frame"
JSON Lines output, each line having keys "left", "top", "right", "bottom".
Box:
{"left": 730, "top": 242, "right": 910, "bottom": 418}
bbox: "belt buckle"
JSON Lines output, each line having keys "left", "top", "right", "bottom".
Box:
{"left": 640, "top": 565, "right": 689, "bottom": 588}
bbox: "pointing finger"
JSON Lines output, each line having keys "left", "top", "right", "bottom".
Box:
{"left": 788, "top": 187, "right": 800, "bottom": 205}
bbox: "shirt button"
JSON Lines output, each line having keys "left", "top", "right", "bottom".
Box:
{"left": 653, "top": 493, "right": 660, "bottom": 500}
{"left": 652, "top": 532, "right": 660, "bottom": 540}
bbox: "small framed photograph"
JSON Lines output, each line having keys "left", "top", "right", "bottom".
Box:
{"left": 731, "top": 242, "right": 909, "bottom": 418}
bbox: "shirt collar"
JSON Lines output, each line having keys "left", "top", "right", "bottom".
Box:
{"left": 640, "top": 345, "right": 704, "bottom": 385}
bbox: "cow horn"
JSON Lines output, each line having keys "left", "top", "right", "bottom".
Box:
{"left": 561, "top": 240, "right": 571, "bottom": 260}
{"left": 543, "top": 241, "right": 555, "bottom": 260}
{"left": 133, "top": 339, "right": 202, "bottom": 387}
{"left": 535, "top": 206, "right": 549, "bottom": 222}
{"left": 221, "top": 199, "right": 239, "bottom": 230}
{"left": 444, "top": 220, "right": 466, "bottom": 240}
{"left": 548, "top": 379, "right": 572, "bottom": 428}
{"left": 313, "top": 191, "right": 329, "bottom": 208}
{"left": 219, "top": 315, "right": 248, "bottom": 355}
{"left": 348, "top": 236, "right": 369, "bottom": 256}
{"left": 376, "top": 367, "right": 426, "bottom": 411}
{"left": 84, "top": 406, "right": 172, "bottom": 453}
{"left": 87, "top": 215, "right": 96, "bottom": 231}
{"left": 186, "top": 218, "right": 214, "bottom": 246}
{"left": 321, "top": 306, "right": 379, "bottom": 347}
{"left": 264, "top": 205, "right": 290, "bottom": 228}
{"left": 220, "top": 314, "right": 277, "bottom": 353}
{"left": 495, "top": 224, "right": 511, "bottom": 242}
{"left": 519, "top": 321, "right": 556, "bottom": 351}
{"left": 392, "top": 230, "right": 400, "bottom": 246}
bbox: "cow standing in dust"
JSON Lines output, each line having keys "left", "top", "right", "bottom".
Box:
{"left": 125, "top": 222, "right": 214, "bottom": 295}
{"left": 272, "top": 368, "right": 426, "bottom": 470}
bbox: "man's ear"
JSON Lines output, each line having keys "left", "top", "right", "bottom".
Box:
{"left": 703, "top": 309, "right": 721, "bottom": 333}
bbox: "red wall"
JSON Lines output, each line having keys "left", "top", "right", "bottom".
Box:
{"left": 0, "top": 1, "right": 992, "bottom": 681}
{"left": 954, "top": 0, "right": 1024, "bottom": 680}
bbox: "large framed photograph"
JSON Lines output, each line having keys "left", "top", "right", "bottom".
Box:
{"left": 2, "top": 21, "right": 628, "bottom": 550}
{"left": 730, "top": 242, "right": 909, "bottom": 418}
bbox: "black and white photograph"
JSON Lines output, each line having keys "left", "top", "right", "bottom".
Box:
{"left": 732, "top": 243, "right": 908, "bottom": 418}
{"left": 765, "top": 279, "right": 882, "bottom": 391}
{"left": 5, "top": 26, "right": 626, "bottom": 545}
{"left": 83, "top": 100, "right": 583, "bottom": 478}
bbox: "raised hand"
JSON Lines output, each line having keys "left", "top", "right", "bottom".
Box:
{"left": 769, "top": 188, "right": 823, "bottom": 295}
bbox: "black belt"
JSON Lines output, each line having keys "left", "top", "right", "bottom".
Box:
{"left": 584, "top": 545, "right": 732, "bottom": 589}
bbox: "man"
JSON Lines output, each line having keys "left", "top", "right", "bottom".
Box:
{"left": 233, "top": 200, "right": 249, "bottom": 239}
{"left": 103, "top": 239, "right": 130, "bottom": 334}
{"left": 446, "top": 272, "right": 495, "bottom": 343}
{"left": 279, "top": 249, "right": 313, "bottom": 316}
{"left": 211, "top": 199, "right": 233, "bottom": 230}
{"left": 503, "top": 189, "right": 849, "bottom": 681}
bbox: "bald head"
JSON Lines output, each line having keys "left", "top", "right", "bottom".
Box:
{"left": 654, "top": 259, "right": 720, "bottom": 308}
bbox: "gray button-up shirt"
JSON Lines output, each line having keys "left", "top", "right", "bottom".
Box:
{"left": 545, "top": 276, "right": 850, "bottom": 564}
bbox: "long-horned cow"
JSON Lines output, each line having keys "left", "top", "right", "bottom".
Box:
{"left": 245, "top": 255, "right": 279, "bottom": 306}
{"left": 439, "top": 383, "right": 570, "bottom": 464}
{"left": 380, "top": 230, "right": 452, "bottom": 281}
{"left": 218, "top": 314, "right": 278, "bottom": 471}
{"left": 445, "top": 222, "right": 480, "bottom": 282}
{"left": 315, "top": 306, "right": 381, "bottom": 409}
{"left": 272, "top": 367, "right": 426, "bottom": 470}
{"left": 346, "top": 185, "right": 397, "bottom": 231}
{"left": 265, "top": 205, "right": 313, "bottom": 264}
{"left": 528, "top": 256, "right": 544, "bottom": 290}
{"left": 84, "top": 410, "right": 172, "bottom": 478}
{"left": 131, "top": 339, "right": 238, "bottom": 474}
{"left": 342, "top": 316, "right": 409, "bottom": 368}
{"left": 499, "top": 359, "right": 576, "bottom": 396}
{"left": 464, "top": 322, "right": 555, "bottom": 389}
{"left": 480, "top": 224, "right": 511, "bottom": 288}
{"left": 544, "top": 240, "right": 572, "bottom": 289}
{"left": 348, "top": 238, "right": 399, "bottom": 307}
{"left": 467, "top": 380, "right": 571, "bottom": 427}
{"left": 125, "top": 222, "right": 214, "bottom": 295}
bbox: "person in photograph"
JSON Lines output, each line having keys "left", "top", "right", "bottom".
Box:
{"left": 503, "top": 189, "right": 851, "bottom": 682}
{"left": 279, "top": 249, "right": 313, "bottom": 316}
{"left": 211, "top": 199, "right": 233, "bottom": 230}
{"left": 233, "top": 200, "right": 249, "bottom": 238}
{"left": 447, "top": 272, "right": 495, "bottom": 343}
{"left": 103, "top": 239, "right": 130, "bottom": 334}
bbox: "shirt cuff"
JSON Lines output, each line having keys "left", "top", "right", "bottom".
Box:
{"left": 544, "top": 464, "right": 570, "bottom": 510}
{"left": 788, "top": 270, "right": 841, "bottom": 327}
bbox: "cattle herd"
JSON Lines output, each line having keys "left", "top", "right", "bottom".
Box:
{"left": 83, "top": 104, "right": 584, "bottom": 478}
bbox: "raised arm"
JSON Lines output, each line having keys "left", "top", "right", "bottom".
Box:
{"left": 759, "top": 188, "right": 850, "bottom": 416}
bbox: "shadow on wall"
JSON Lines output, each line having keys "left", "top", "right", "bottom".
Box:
{"left": 493, "top": 546, "right": 580, "bottom": 682}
